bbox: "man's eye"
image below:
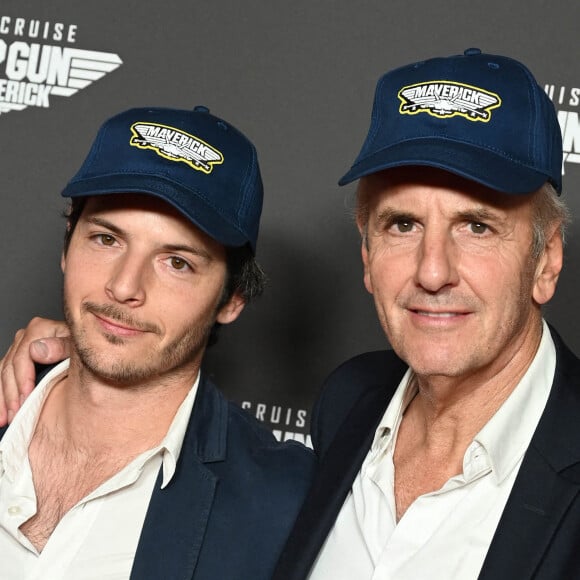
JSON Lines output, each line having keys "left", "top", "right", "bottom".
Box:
{"left": 469, "top": 222, "right": 488, "bottom": 234}
{"left": 395, "top": 220, "right": 414, "bottom": 233}
{"left": 170, "top": 257, "right": 189, "bottom": 271}
{"left": 98, "top": 234, "right": 116, "bottom": 246}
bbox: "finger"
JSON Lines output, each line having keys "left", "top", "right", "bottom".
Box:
{"left": 10, "top": 340, "right": 45, "bottom": 400}
{"left": 0, "top": 384, "right": 7, "bottom": 426}
{"left": 0, "top": 318, "right": 70, "bottom": 426}
{"left": 0, "top": 363, "right": 9, "bottom": 426}
{"left": 0, "top": 328, "right": 27, "bottom": 426}
{"left": 29, "top": 337, "right": 71, "bottom": 364}
{"left": 11, "top": 333, "right": 71, "bottom": 405}
{"left": 27, "top": 317, "right": 69, "bottom": 340}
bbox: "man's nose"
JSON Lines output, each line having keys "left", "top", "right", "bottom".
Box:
{"left": 414, "top": 229, "right": 459, "bottom": 293}
{"left": 105, "top": 252, "right": 148, "bottom": 306}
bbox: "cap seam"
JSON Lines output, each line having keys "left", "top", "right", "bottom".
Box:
{"left": 238, "top": 147, "right": 257, "bottom": 226}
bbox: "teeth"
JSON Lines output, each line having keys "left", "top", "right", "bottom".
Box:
{"left": 417, "top": 311, "right": 456, "bottom": 317}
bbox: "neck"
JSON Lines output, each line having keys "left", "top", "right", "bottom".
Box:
{"left": 407, "top": 320, "right": 544, "bottom": 452}
{"left": 36, "top": 357, "right": 199, "bottom": 454}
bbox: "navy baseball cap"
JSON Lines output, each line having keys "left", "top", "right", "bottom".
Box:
{"left": 339, "top": 48, "right": 563, "bottom": 194}
{"left": 62, "top": 106, "right": 263, "bottom": 252}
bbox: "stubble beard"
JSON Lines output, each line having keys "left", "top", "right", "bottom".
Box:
{"left": 63, "top": 300, "right": 215, "bottom": 387}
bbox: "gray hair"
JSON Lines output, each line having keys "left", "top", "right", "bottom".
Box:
{"left": 530, "top": 182, "right": 571, "bottom": 258}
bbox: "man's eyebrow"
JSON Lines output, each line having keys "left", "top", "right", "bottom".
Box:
{"left": 374, "top": 208, "right": 416, "bottom": 227}
{"left": 84, "top": 216, "right": 125, "bottom": 236}
{"left": 162, "top": 243, "right": 213, "bottom": 261}
{"left": 372, "top": 206, "right": 508, "bottom": 228}
{"left": 84, "top": 216, "right": 213, "bottom": 260}
{"left": 454, "top": 207, "right": 505, "bottom": 223}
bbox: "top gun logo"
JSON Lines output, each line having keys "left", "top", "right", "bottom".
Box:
{"left": 398, "top": 81, "right": 501, "bottom": 122}
{"left": 545, "top": 84, "right": 580, "bottom": 175}
{"left": 130, "top": 122, "right": 225, "bottom": 174}
{"left": 0, "top": 15, "right": 122, "bottom": 115}
{"left": 240, "top": 401, "right": 312, "bottom": 448}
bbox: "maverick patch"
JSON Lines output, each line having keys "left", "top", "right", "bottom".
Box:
{"left": 398, "top": 81, "right": 501, "bottom": 122}
{"left": 130, "top": 122, "right": 224, "bottom": 174}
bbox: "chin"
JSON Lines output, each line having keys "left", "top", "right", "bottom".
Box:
{"left": 404, "top": 350, "right": 467, "bottom": 377}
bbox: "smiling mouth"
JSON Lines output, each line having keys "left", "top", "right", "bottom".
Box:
{"left": 409, "top": 308, "right": 474, "bottom": 323}
{"left": 415, "top": 310, "right": 460, "bottom": 317}
{"left": 94, "top": 314, "right": 146, "bottom": 336}
{"left": 84, "top": 302, "right": 160, "bottom": 335}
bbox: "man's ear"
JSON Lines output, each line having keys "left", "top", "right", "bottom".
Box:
{"left": 532, "top": 224, "right": 563, "bottom": 305}
{"left": 361, "top": 241, "right": 374, "bottom": 295}
{"left": 357, "top": 219, "right": 374, "bottom": 295}
{"left": 61, "top": 221, "right": 72, "bottom": 273}
{"left": 216, "top": 292, "right": 246, "bottom": 325}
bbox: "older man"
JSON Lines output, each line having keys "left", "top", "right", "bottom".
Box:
{"left": 0, "top": 105, "right": 314, "bottom": 579}
{"left": 272, "top": 49, "right": 579, "bottom": 579}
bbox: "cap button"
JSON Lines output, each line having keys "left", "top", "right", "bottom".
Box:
{"left": 464, "top": 48, "right": 482, "bottom": 56}
{"left": 193, "top": 105, "right": 210, "bottom": 113}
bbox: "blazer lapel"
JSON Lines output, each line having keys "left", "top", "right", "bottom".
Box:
{"left": 479, "top": 329, "right": 580, "bottom": 579}
{"left": 130, "top": 375, "right": 228, "bottom": 580}
{"left": 478, "top": 447, "right": 580, "bottom": 579}
{"left": 273, "top": 383, "right": 392, "bottom": 580}
{"left": 130, "top": 457, "right": 218, "bottom": 580}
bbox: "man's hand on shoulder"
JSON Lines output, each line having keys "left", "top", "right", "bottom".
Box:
{"left": 0, "top": 317, "right": 70, "bottom": 426}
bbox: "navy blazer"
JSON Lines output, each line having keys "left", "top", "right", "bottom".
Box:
{"left": 273, "top": 328, "right": 580, "bottom": 579}
{"left": 0, "top": 372, "right": 315, "bottom": 580}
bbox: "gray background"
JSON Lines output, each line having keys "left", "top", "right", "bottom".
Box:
{"left": 1, "top": 0, "right": 579, "bottom": 436}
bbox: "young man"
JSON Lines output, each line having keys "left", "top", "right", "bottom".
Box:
{"left": 0, "top": 105, "right": 314, "bottom": 579}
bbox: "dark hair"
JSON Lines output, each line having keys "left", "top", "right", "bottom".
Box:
{"left": 209, "top": 243, "right": 266, "bottom": 346}
{"left": 63, "top": 197, "right": 86, "bottom": 254}
{"left": 63, "top": 197, "right": 267, "bottom": 346}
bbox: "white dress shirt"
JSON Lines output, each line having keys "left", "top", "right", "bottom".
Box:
{"left": 310, "top": 320, "right": 556, "bottom": 580}
{"left": 0, "top": 359, "right": 200, "bottom": 580}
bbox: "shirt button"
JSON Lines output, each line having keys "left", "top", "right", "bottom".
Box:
{"left": 8, "top": 505, "right": 21, "bottom": 516}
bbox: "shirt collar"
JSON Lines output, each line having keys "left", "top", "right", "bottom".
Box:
{"left": 369, "top": 367, "right": 417, "bottom": 461}
{"left": 474, "top": 320, "right": 555, "bottom": 483}
{"left": 157, "top": 373, "right": 200, "bottom": 488}
{"left": 0, "top": 360, "right": 69, "bottom": 481}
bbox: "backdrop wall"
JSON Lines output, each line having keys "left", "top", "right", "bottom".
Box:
{"left": 1, "top": 0, "right": 579, "bottom": 444}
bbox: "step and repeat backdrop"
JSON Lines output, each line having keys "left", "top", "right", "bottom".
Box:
{"left": 1, "top": 1, "right": 579, "bottom": 445}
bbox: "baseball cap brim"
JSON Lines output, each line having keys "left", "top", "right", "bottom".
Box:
{"left": 62, "top": 173, "right": 251, "bottom": 249}
{"left": 338, "top": 137, "right": 554, "bottom": 195}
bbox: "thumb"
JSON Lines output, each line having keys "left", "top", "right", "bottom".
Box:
{"left": 30, "top": 337, "right": 70, "bottom": 363}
